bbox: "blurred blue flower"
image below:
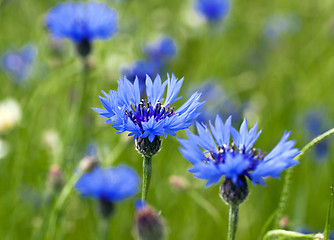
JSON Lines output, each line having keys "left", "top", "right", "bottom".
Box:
{"left": 75, "top": 165, "right": 139, "bottom": 202}
{"left": 1, "top": 44, "right": 37, "bottom": 83}
{"left": 193, "top": 82, "right": 241, "bottom": 124}
{"left": 304, "top": 109, "right": 331, "bottom": 161}
{"left": 46, "top": 1, "right": 118, "bottom": 43}
{"left": 263, "top": 14, "right": 301, "bottom": 41}
{"left": 122, "top": 60, "right": 160, "bottom": 93}
{"left": 195, "top": 0, "right": 230, "bottom": 23}
{"left": 85, "top": 142, "right": 98, "bottom": 157}
{"left": 93, "top": 73, "right": 204, "bottom": 142}
{"left": 178, "top": 115, "right": 300, "bottom": 187}
{"left": 144, "top": 36, "right": 176, "bottom": 63}
{"left": 123, "top": 36, "right": 177, "bottom": 94}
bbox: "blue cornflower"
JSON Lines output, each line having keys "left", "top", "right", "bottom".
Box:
{"left": 46, "top": 1, "right": 118, "bottom": 43}
{"left": 1, "top": 44, "right": 37, "bottom": 83}
{"left": 193, "top": 82, "right": 241, "bottom": 124}
{"left": 46, "top": 1, "right": 117, "bottom": 57}
{"left": 75, "top": 165, "right": 139, "bottom": 202}
{"left": 178, "top": 115, "right": 300, "bottom": 187}
{"left": 195, "top": 0, "right": 230, "bottom": 23}
{"left": 144, "top": 36, "right": 176, "bottom": 63}
{"left": 93, "top": 73, "right": 204, "bottom": 142}
{"left": 304, "top": 109, "right": 330, "bottom": 161}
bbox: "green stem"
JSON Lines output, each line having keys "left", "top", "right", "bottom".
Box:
{"left": 274, "top": 127, "right": 334, "bottom": 228}
{"left": 227, "top": 205, "right": 239, "bottom": 240}
{"left": 45, "top": 170, "right": 83, "bottom": 239}
{"left": 78, "top": 58, "right": 89, "bottom": 117}
{"left": 274, "top": 167, "right": 294, "bottom": 228}
{"left": 141, "top": 156, "right": 152, "bottom": 201}
{"left": 264, "top": 230, "right": 318, "bottom": 240}
{"left": 99, "top": 218, "right": 110, "bottom": 240}
{"left": 63, "top": 58, "right": 90, "bottom": 166}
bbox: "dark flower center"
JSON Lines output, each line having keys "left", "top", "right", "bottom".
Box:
{"left": 204, "top": 143, "right": 266, "bottom": 171}
{"left": 125, "top": 99, "right": 175, "bottom": 130}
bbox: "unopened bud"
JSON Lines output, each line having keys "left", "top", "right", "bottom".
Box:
{"left": 135, "top": 201, "right": 165, "bottom": 240}
{"left": 48, "top": 164, "right": 64, "bottom": 193}
{"left": 76, "top": 39, "right": 91, "bottom": 58}
{"left": 279, "top": 216, "right": 289, "bottom": 229}
{"left": 42, "top": 130, "right": 61, "bottom": 155}
{"left": 169, "top": 175, "right": 189, "bottom": 192}
{"left": 135, "top": 136, "right": 162, "bottom": 157}
{"left": 219, "top": 175, "right": 249, "bottom": 206}
{"left": 79, "top": 156, "right": 99, "bottom": 172}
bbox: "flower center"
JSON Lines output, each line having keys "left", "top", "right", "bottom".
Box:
{"left": 204, "top": 143, "right": 266, "bottom": 170}
{"left": 125, "top": 99, "right": 175, "bottom": 129}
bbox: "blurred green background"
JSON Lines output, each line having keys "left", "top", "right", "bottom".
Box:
{"left": 0, "top": 0, "right": 334, "bottom": 239}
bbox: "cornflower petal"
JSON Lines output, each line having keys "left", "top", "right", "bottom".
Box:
{"left": 249, "top": 131, "right": 300, "bottom": 185}
{"left": 230, "top": 118, "right": 262, "bottom": 151}
{"left": 164, "top": 73, "right": 184, "bottom": 106}
{"left": 209, "top": 114, "right": 231, "bottom": 147}
{"left": 145, "top": 74, "right": 167, "bottom": 106}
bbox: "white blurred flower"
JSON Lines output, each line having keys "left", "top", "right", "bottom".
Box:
{"left": 181, "top": 2, "right": 205, "bottom": 29}
{"left": 43, "top": 130, "right": 60, "bottom": 150}
{"left": 0, "top": 99, "right": 21, "bottom": 133}
{"left": 0, "top": 138, "right": 9, "bottom": 159}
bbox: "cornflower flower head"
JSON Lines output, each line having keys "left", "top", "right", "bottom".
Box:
{"left": 144, "top": 36, "right": 176, "bottom": 63}
{"left": 178, "top": 115, "right": 300, "bottom": 205}
{"left": 75, "top": 165, "right": 139, "bottom": 217}
{"left": 45, "top": 1, "right": 118, "bottom": 57}
{"left": 195, "top": 0, "right": 230, "bottom": 23}
{"left": 1, "top": 44, "right": 37, "bottom": 83}
{"left": 93, "top": 73, "right": 204, "bottom": 156}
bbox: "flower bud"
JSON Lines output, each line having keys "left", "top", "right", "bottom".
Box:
{"left": 169, "top": 175, "right": 189, "bottom": 192}
{"left": 219, "top": 175, "right": 249, "bottom": 206}
{"left": 279, "top": 216, "right": 289, "bottom": 229}
{"left": 135, "top": 136, "right": 162, "bottom": 157}
{"left": 76, "top": 39, "right": 91, "bottom": 58}
{"left": 48, "top": 164, "right": 64, "bottom": 193}
{"left": 79, "top": 156, "right": 99, "bottom": 173}
{"left": 135, "top": 201, "right": 165, "bottom": 240}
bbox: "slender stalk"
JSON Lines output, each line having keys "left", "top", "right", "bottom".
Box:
{"left": 63, "top": 58, "right": 90, "bottom": 166}
{"left": 227, "top": 205, "right": 239, "bottom": 240}
{"left": 78, "top": 58, "right": 89, "bottom": 118}
{"left": 274, "top": 127, "right": 334, "bottom": 227}
{"left": 264, "top": 230, "right": 318, "bottom": 240}
{"left": 187, "top": 190, "right": 221, "bottom": 223}
{"left": 45, "top": 170, "right": 83, "bottom": 239}
{"left": 141, "top": 156, "right": 152, "bottom": 201}
{"left": 99, "top": 218, "right": 110, "bottom": 240}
